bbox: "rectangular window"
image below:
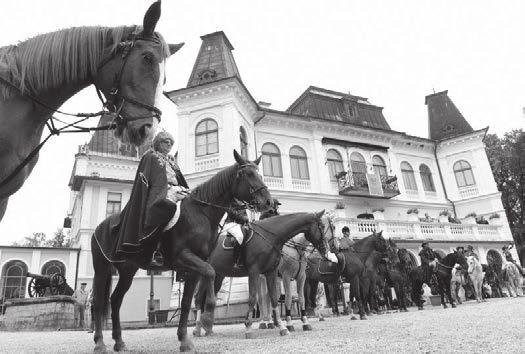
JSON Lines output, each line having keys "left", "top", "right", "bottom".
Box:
{"left": 106, "top": 192, "right": 122, "bottom": 218}
{"left": 402, "top": 171, "right": 418, "bottom": 190}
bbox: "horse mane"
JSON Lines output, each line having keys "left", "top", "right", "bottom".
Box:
{"left": 191, "top": 163, "right": 239, "bottom": 202}
{"left": 0, "top": 26, "right": 170, "bottom": 99}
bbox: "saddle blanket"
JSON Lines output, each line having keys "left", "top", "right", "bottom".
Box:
{"left": 318, "top": 258, "right": 338, "bottom": 275}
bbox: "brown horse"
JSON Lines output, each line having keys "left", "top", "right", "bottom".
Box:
{"left": 193, "top": 211, "right": 328, "bottom": 339}
{"left": 90, "top": 150, "right": 272, "bottom": 352}
{"left": 0, "top": 1, "right": 183, "bottom": 221}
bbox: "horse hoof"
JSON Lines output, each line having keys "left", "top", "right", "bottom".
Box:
{"left": 180, "top": 338, "right": 195, "bottom": 352}
{"left": 267, "top": 323, "right": 275, "bottom": 329}
{"left": 245, "top": 332, "right": 256, "bottom": 339}
{"left": 418, "top": 307, "right": 424, "bottom": 311}
{"left": 204, "top": 329, "right": 214, "bottom": 336}
{"left": 303, "top": 324, "right": 312, "bottom": 331}
{"left": 319, "top": 317, "right": 325, "bottom": 322}
{"left": 443, "top": 305, "right": 448, "bottom": 309}
{"left": 192, "top": 328, "right": 202, "bottom": 337}
{"left": 350, "top": 316, "right": 358, "bottom": 320}
{"left": 113, "top": 342, "right": 127, "bottom": 352}
{"left": 451, "top": 304, "right": 456, "bottom": 308}
{"left": 94, "top": 343, "right": 107, "bottom": 354}
{"left": 280, "top": 328, "right": 289, "bottom": 336}
{"left": 360, "top": 316, "right": 367, "bottom": 320}
{"left": 286, "top": 325, "right": 295, "bottom": 332}
{"left": 259, "top": 323, "right": 267, "bottom": 330}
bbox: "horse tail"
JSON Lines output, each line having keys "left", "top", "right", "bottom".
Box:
{"left": 91, "top": 226, "right": 113, "bottom": 322}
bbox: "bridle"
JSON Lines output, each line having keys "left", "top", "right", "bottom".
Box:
{"left": 94, "top": 33, "right": 163, "bottom": 125}
{"left": 0, "top": 32, "right": 164, "bottom": 189}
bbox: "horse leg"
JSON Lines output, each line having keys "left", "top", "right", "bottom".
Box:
{"left": 177, "top": 276, "right": 198, "bottom": 352}
{"left": 192, "top": 278, "right": 205, "bottom": 337}
{"left": 202, "top": 275, "right": 224, "bottom": 335}
{"left": 297, "top": 266, "right": 311, "bottom": 331}
{"left": 351, "top": 275, "right": 366, "bottom": 320}
{"left": 245, "top": 272, "right": 260, "bottom": 339}
{"left": 174, "top": 251, "right": 216, "bottom": 352}
{"left": 92, "top": 244, "right": 112, "bottom": 353}
{"left": 282, "top": 276, "right": 294, "bottom": 332}
{"left": 266, "top": 271, "right": 289, "bottom": 336}
{"left": 256, "top": 275, "right": 269, "bottom": 329}
{"left": 111, "top": 265, "right": 138, "bottom": 352}
{"left": 444, "top": 277, "right": 455, "bottom": 308}
{"left": 411, "top": 279, "right": 424, "bottom": 310}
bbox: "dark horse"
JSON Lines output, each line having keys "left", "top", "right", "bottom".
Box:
{"left": 0, "top": 1, "right": 183, "bottom": 221}
{"left": 305, "top": 231, "right": 388, "bottom": 320}
{"left": 376, "top": 241, "right": 410, "bottom": 312}
{"left": 409, "top": 251, "right": 468, "bottom": 309}
{"left": 91, "top": 150, "right": 272, "bottom": 352}
{"left": 193, "top": 211, "right": 328, "bottom": 338}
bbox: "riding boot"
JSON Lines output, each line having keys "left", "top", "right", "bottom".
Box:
{"left": 232, "top": 242, "right": 243, "bottom": 270}
{"left": 150, "top": 242, "right": 164, "bottom": 267}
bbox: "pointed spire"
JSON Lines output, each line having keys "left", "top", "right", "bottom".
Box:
{"left": 187, "top": 31, "right": 241, "bottom": 88}
{"left": 425, "top": 90, "right": 473, "bottom": 140}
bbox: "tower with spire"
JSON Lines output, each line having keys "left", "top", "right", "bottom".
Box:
{"left": 425, "top": 90, "right": 474, "bottom": 140}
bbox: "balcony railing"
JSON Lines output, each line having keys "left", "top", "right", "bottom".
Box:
{"left": 336, "top": 171, "right": 400, "bottom": 199}
{"left": 332, "top": 217, "right": 509, "bottom": 242}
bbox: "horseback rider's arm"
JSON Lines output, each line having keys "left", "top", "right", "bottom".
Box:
{"left": 227, "top": 209, "right": 249, "bottom": 225}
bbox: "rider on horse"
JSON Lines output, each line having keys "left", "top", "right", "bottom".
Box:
{"left": 465, "top": 245, "right": 479, "bottom": 259}
{"left": 220, "top": 200, "right": 251, "bottom": 269}
{"left": 502, "top": 243, "right": 524, "bottom": 275}
{"left": 338, "top": 226, "right": 355, "bottom": 252}
{"left": 260, "top": 198, "right": 281, "bottom": 220}
{"left": 419, "top": 242, "right": 437, "bottom": 280}
{"left": 113, "top": 131, "right": 190, "bottom": 267}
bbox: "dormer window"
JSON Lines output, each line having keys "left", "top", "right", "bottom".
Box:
{"left": 198, "top": 69, "right": 217, "bottom": 83}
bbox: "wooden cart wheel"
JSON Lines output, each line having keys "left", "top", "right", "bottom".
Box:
{"left": 50, "top": 273, "right": 67, "bottom": 295}
{"left": 28, "top": 278, "right": 46, "bottom": 297}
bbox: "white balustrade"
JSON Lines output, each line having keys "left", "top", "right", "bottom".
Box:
{"left": 332, "top": 217, "right": 506, "bottom": 242}
{"left": 405, "top": 189, "right": 419, "bottom": 198}
{"left": 195, "top": 157, "right": 219, "bottom": 172}
{"left": 263, "top": 176, "right": 284, "bottom": 189}
{"left": 459, "top": 186, "right": 479, "bottom": 199}
{"left": 424, "top": 191, "right": 438, "bottom": 199}
{"left": 292, "top": 179, "right": 311, "bottom": 191}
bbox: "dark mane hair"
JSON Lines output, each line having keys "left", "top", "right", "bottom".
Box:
{"left": 0, "top": 25, "right": 170, "bottom": 99}
{"left": 191, "top": 163, "right": 239, "bottom": 201}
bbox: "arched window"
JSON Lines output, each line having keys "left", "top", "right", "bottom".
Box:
{"left": 41, "top": 260, "right": 66, "bottom": 277}
{"left": 453, "top": 160, "right": 475, "bottom": 188}
{"left": 289, "top": 146, "right": 310, "bottom": 180}
{"left": 195, "top": 119, "right": 218, "bottom": 157}
{"left": 326, "top": 149, "right": 344, "bottom": 181}
{"left": 401, "top": 162, "right": 418, "bottom": 191}
{"left": 1, "top": 260, "right": 28, "bottom": 299}
{"left": 261, "top": 143, "right": 282, "bottom": 177}
{"left": 372, "top": 155, "right": 387, "bottom": 179}
{"left": 350, "top": 152, "right": 367, "bottom": 186}
{"left": 239, "top": 127, "right": 248, "bottom": 159}
{"left": 419, "top": 164, "right": 435, "bottom": 192}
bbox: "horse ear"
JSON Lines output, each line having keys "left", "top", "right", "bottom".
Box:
{"left": 316, "top": 210, "right": 326, "bottom": 218}
{"left": 233, "top": 149, "right": 245, "bottom": 165}
{"left": 142, "top": 0, "right": 162, "bottom": 38}
{"left": 168, "top": 43, "right": 185, "bottom": 56}
{"left": 253, "top": 155, "right": 262, "bottom": 166}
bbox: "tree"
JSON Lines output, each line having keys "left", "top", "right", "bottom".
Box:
{"left": 21, "top": 232, "right": 47, "bottom": 247}
{"left": 485, "top": 129, "right": 524, "bottom": 264}
{"left": 45, "top": 228, "right": 71, "bottom": 248}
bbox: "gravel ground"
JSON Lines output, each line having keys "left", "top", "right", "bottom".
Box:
{"left": 1, "top": 297, "right": 524, "bottom": 353}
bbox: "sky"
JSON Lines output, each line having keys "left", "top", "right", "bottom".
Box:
{"left": 0, "top": 0, "right": 524, "bottom": 245}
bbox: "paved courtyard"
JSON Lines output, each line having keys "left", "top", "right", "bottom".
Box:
{"left": 1, "top": 297, "right": 523, "bottom": 353}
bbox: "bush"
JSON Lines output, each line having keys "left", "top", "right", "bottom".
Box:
{"left": 335, "top": 201, "right": 345, "bottom": 209}
{"left": 489, "top": 213, "right": 500, "bottom": 219}
{"left": 372, "top": 208, "right": 385, "bottom": 213}
{"left": 448, "top": 216, "right": 461, "bottom": 224}
{"left": 407, "top": 208, "right": 419, "bottom": 215}
{"left": 439, "top": 209, "right": 451, "bottom": 217}
{"left": 465, "top": 212, "right": 477, "bottom": 218}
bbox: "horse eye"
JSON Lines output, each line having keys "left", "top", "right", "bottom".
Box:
{"left": 142, "top": 52, "right": 154, "bottom": 65}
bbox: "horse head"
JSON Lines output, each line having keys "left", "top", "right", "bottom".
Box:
{"left": 455, "top": 252, "right": 469, "bottom": 270}
{"left": 232, "top": 150, "right": 272, "bottom": 212}
{"left": 467, "top": 256, "right": 478, "bottom": 274}
{"left": 386, "top": 238, "right": 400, "bottom": 265}
{"left": 372, "top": 230, "right": 388, "bottom": 253}
{"left": 304, "top": 210, "right": 328, "bottom": 256}
{"left": 94, "top": 1, "right": 184, "bottom": 146}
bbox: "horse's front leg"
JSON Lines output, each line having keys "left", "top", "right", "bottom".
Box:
{"left": 192, "top": 277, "right": 204, "bottom": 337}
{"left": 245, "top": 272, "right": 261, "bottom": 339}
{"left": 281, "top": 276, "right": 294, "bottom": 332}
{"left": 266, "top": 271, "right": 289, "bottom": 336}
{"left": 110, "top": 265, "right": 138, "bottom": 352}
{"left": 296, "top": 265, "right": 311, "bottom": 331}
{"left": 174, "top": 250, "right": 216, "bottom": 352}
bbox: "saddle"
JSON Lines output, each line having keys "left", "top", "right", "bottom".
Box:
{"left": 221, "top": 227, "right": 253, "bottom": 250}
{"left": 318, "top": 258, "right": 339, "bottom": 275}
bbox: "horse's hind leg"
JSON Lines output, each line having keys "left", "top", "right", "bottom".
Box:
{"left": 296, "top": 265, "right": 312, "bottom": 331}
{"left": 282, "top": 276, "right": 295, "bottom": 332}
{"left": 111, "top": 264, "right": 138, "bottom": 352}
{"left": 0, "top": 198, "right": 7, "bottom": 222}
{"left": 266, "top": 271, "right": 289, "bottom": 337}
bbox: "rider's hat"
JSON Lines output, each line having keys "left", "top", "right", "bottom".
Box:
{"left": 81, "top": 282, "right": 87, "bottom": 285}
{"left": 421, "top": 242, "right": 429, "bottom": 247}
{"left": 273, "top": 198, "right": 282, "bottom": 206}
{"left": 342, "top": 226, "right": 350, "bottom": 233}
